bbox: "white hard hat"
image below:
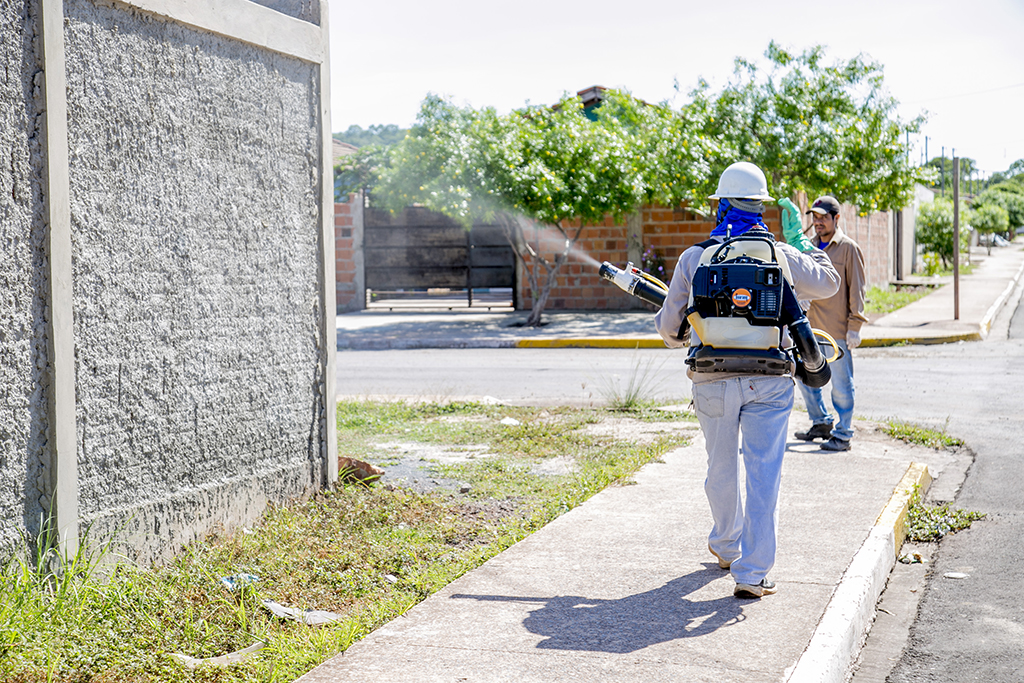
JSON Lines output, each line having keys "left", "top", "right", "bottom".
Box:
{"left": 709, "top": 161, "right": 774, "bottom": 201}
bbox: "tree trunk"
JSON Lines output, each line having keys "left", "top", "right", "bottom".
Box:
{"left": 496, "top": 213, "right": 581, "bottom": 327}
{"left": 526, "top": 252, "right": 568, "bottom": 326}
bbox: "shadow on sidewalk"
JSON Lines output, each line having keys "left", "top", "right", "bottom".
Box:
{"left": 450, "top": 564, "right": 745, "bottom": 653}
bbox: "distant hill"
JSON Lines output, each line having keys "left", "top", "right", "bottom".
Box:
{"left": 333, "top": 124, "right": 408, "bottom": 148}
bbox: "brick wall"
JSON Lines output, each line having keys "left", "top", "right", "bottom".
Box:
{"left": 335, "top": 196, "right": 361, "bottom": 311}
{"left": 337, "top": 200, "right": 893, "bottom": 313}
{"left": 516, "top": 205, "right": 785, "bottom": 310}
{"left": 839, "top": 203, "right": 893, "bottom": 288}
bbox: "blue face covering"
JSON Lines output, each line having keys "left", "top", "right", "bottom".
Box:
{"left": 710, "top": 198, "right": 769, "bottom": 238}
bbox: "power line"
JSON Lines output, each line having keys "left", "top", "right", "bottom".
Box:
{"left": 903, "top": 81, "right": 1024, "bottom": 105}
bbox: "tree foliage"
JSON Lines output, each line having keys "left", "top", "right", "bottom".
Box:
{"left": 975, "top": 183, "right": 1024, "bottom": 229}
{"left": 916, "top": 198, "right": 972, "bottom": 267}
{"left": 923, "top": 155, "right": 980, "bottom": 194}
{"left": 697, "top": 41, "right": 924, "bottom": 213}
{"left": 366, "top": 91, "right": 712, "bottom": 227}
{"left": 356, "top": 90, "right": 712, "bottom": 324}
{"left": 971, "top": 203, "right": 1010, "bottom": 254}
{"left": 341, "top": 41, "right": 931, "bottom": 321}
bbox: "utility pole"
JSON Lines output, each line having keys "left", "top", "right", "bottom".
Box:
{"left": 941, "top": 147, "right": 945, "bottom": 196}
{"left": 953, "top": 157, "right": 960, "bottom": 321}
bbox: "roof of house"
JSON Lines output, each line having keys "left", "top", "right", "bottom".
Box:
{"left": 333, "top": 139, "right": 359, "bottom": 165}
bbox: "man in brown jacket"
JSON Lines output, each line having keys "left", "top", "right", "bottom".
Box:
{"left": 793, "top": 196, "right": 867, "bottom": 451}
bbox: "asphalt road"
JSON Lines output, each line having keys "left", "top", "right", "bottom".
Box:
{"left": 856, "top": 281, "right": 1024, "bottom": 683}
{"left": 336, "top": 346, "right": 695, "bottom": 407}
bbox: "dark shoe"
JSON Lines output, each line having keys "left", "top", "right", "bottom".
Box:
{"left": 734, "top": 579, "right": 777, "bottom": 598}
{"left": 795, "top": 422, "right": 833, "bottom": 441}
{"left": 708, "top": 543, "right": 732, "bottom": 570}
{"left": 820, "top": 436, "right": 851, "bottom": 452}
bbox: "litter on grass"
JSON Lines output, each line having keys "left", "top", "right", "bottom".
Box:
{"left": 220, "top": 573, "right": 260, "bottom": 591}
{"left": 262, "top": 600, "right": 342, "bottom": 626}
{"left": 170, "top": 641, "right": 266, "bottom": 668}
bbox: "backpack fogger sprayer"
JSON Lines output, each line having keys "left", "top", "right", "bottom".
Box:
{"left": 598, "top": 231, "right": 840, "bottom": 388}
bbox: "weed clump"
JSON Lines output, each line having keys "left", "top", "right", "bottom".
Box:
{"left": 906, "top": 494, "right": 985, "bottom": 542}
{"left": 882, "top": 418, "right": 963, "bottom": 449}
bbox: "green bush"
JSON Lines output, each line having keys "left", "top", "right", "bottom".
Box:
{"left": 975, "top": 186, "right": 1024, "bottom": 231}
{"left": 916, "top": 198, "right": 972, "bottom": 268}
{"left": 972, "top": 203, "right": 1010, "bottom": 254}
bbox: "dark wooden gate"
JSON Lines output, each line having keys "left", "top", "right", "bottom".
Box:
{"left": 363, "top": 206, "right": 516, "bottom": 308}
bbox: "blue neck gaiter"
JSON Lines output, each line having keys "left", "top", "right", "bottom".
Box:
{"left": 710, "top": 198, "right": 769, "bottom": 238}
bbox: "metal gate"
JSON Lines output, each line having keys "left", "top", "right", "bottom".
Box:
{"left": 363, "top": 206, "right": 516, "bottom": 309}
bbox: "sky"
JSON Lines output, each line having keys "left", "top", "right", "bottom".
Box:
{"left": 327, "top": 0, "right": 1024, "bottom": 178}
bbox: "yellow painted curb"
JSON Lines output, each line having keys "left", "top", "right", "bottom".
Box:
{"left": 860, "top": 332, "right": 981, "bottom": 347}
{"left": 515, "top": 338, "right": 668, "bottom": 349}
{"left": 874, "top": 462, "right": 932, "bottom": 557}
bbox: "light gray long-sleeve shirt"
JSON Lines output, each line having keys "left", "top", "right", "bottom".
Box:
{"left": 654, "top": 237, "right": 840, "bottom": 381}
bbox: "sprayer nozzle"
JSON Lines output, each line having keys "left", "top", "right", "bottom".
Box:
{"left": 598, "top": 261, "right": 620, "bottom": 282}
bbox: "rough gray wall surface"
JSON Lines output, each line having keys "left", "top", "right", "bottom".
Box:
{"left": 64, "top": 0, "right": 325, "bottom": 561}
{"left": 0, "top": 0, "right": 49, "bottom": 561}
{"left": 247, "top": 0, "right": 320, "bottom": 25}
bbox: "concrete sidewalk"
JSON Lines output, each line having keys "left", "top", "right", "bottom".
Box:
{"left": 336, "top": 242, "right": 1024, "bottom": 350}
{"left": 299, "top": 415, "right": 960, "bottom": 683}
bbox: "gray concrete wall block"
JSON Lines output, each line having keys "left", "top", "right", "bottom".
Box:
{"left": 62, "top": 0, "right": 326, "bottom": 556}
{"left": 0, "top": 0, "right": 50, "bottom": 561}
{"left": 86, "top": 459, "right": 318, "bottom": 564}
{"left": 247, "top": 0, "right": 320, "bottom": 25}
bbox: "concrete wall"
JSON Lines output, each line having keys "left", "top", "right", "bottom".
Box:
{"left": 248, "top": 0, "right": 320, "bottom": 24}
{"left": 0, "top": 0, "right": 50, "bottom": 561}
{"left": 902, "top": 184, "right": 935, "bottom": 276}
{"left": 0, "top": 0, "right": 336, "bottom": 564}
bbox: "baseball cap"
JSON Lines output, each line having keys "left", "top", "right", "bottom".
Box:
{"left": 806, "top": 196, "right": 841, "bottom": 215}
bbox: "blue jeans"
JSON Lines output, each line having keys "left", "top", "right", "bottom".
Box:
{"left": 692, "top": 376, "right": 794, "bottom": 586}
{"left": 797, "top": 339, "right": 854, "bottom": 442}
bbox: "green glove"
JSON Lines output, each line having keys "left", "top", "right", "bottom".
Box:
{"left": 779, "top": 197, "right": 814, "bottom": 252}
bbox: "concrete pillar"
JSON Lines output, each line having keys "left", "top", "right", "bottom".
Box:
{"left": 318, "top": 0, "right": 337, "bottom": 486}
{"left": 41, "top": 0, "right": 79, "bottom": 559}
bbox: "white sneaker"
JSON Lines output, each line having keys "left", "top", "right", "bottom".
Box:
{"left": 734, "top": 579, "right": 777, "bottom": 598}
{"left": 708, "top": 543, "right": 732, "bottom": 570}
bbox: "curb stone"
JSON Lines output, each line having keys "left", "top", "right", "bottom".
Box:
{"left": 786, "top": 462, "right": 932, "bottom": 683}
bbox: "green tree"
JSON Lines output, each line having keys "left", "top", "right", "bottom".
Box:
{"left": 917, "top": 198, "right": 972, "bottom": 268}
{"left": 346, "top": 42, "right": 933, "bottom": 322}
{"left": 977, "top": 182, "right": 1024, "bottom": 231}
{"left": 971, "top": 203, "right": 1009, "bottom": 255}
{"left": 924, "top": 156, "right": 979, "bottom": 196}
{"left": 976, "top": 159, "right": 1024, "bottom": 191}
{"left": 362, "top": 91, "right": 712, "bottom": 325}
{"left": 696, "top": 41, "right": 925, "bottom": 214}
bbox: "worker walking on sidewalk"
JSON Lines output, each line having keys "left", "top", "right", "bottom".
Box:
{"left": 788, "top": 196, "right": 868, "bottom": 452}
{"left": 655, "top": 163, "right": 839, "bottom": 599}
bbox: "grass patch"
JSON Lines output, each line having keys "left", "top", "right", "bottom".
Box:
{"left": 600, "top": 349, "right": 668, "bottom": 412}
{"left": 906, "top": 490, "right": 986, "bottom": 542}
{"left": 864, "top": 284, "right": 932, "bottom": 316}
{"left": 882, "top": 418, "right": 964, "bottom": 449}
{"left": 3, "top": 400, "right": 693, "bottom": 682}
